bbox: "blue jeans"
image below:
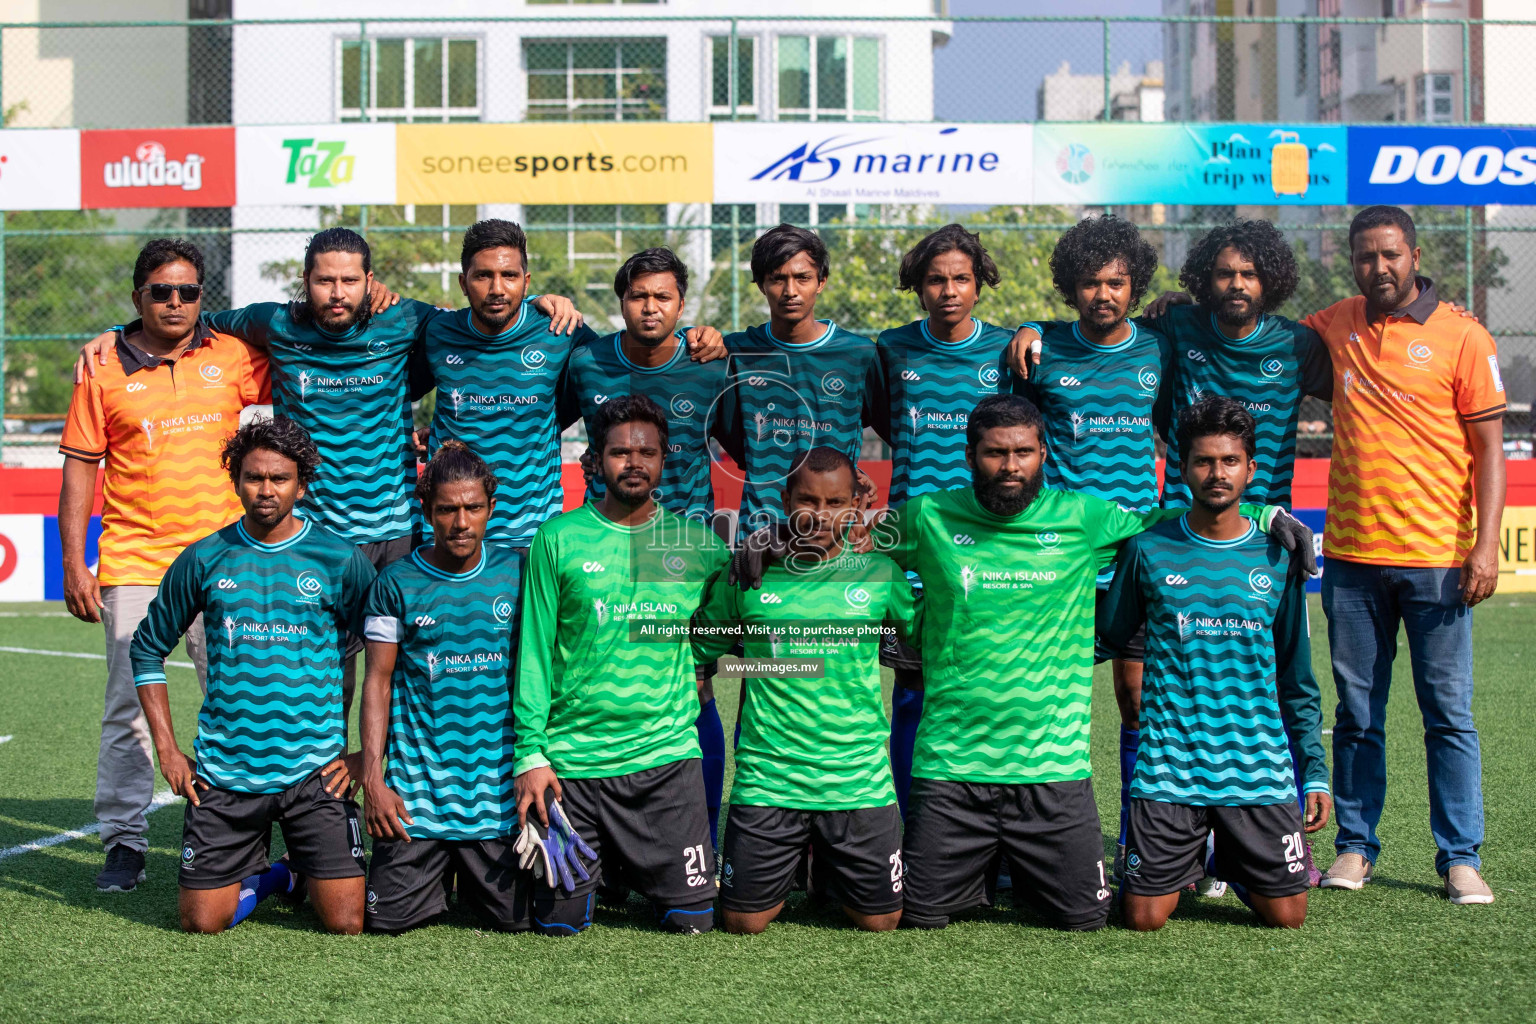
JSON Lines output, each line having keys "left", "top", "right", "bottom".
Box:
{"left": 1322, "top": 557, "right": 1484, "bottom": 875}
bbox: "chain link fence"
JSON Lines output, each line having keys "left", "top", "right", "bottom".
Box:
{"left": 3, "top": 13, "right": 1534, "bottom": 454}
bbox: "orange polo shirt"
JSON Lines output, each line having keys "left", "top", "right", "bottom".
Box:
{"left": 1303, "top": 278, "right": 1505, "bottom": 568}
{"left": 60, "top": 319, "right": 270, "bottom": 585}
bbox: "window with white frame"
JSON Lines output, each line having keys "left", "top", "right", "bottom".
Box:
{"left": 339, "top": 38, "right": 480, "bottom": 122}
{"left": 524, "top": 204, "right": 668, "bottom": 267}
{"left": 708, "top": 35, "right": 757, "bottom": 120}
{"left": 1415, "top": 73, "right": 1454, "bottom": 122}
{"left": 776, "top": 35, "right": 880, "bottom": 121}
{"left": 526, "top": 39, "right": 667, "bottom": 121}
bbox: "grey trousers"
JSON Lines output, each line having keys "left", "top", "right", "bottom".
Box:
{"left": 97, "top": 584, "right": 208, "bottom": 852}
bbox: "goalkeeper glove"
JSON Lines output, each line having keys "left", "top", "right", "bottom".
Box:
{"left": 515, "top": 791, "right": 597, "bottom": 894}
{"left": 727, "top": 523, "right": 792, "bottom": 591}
{"left": 1260, "top": 506, "right": 1319, "bottom": 585}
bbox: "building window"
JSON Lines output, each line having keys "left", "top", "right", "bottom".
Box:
{"left": 339, "top": 38, "right": 480, "bottom": 121}
{"left": 524, "top": 204, "right": 667, "bottom": 266}
{"left": 526, "top": 39, "right": 667, "bottom": 121}
{"left": 1415, "top": 73, "right": 1454, "bottom": 122}
{"left": 709, "top": 36, "right": 757, "bottom": 120}
{"left": 1294, "top": 23, "right": 1308, "bottom": 95}
{"left": 776, "top": 36, "right": 880, "bottom": 121}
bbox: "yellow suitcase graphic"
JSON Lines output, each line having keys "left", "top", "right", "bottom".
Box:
{"left": 1271, "top": 132, "right": 1310, "bottom": 197}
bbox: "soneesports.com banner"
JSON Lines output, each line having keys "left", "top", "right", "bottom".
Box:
{"left": 5, "top": 123, "right": 1536, "bottom": 209}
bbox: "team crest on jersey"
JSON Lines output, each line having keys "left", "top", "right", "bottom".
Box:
{"left": 1125, "top": 849, "right": 1141, "bottom": 875}
{"left": 1406, "top": 341, "right": 1434, "bottom": 367}
{"left": 1260, "top": 357, "right": 1286, "bottom": 379}
{"left": 182, "top": 845, "right": 196, "bottom": 866}
{"left": 977, "top": 364, "right": 1001, "bottom": 387}
{"left": 821, "top": 371, "right": 848, "bottom": 398}
{"left": 490, "top": 596, "right": 514, "bottom": 624}
{"left": 959, "top": 565, "right": 978, "bottom": 599}
{"left": 200, "top": 363, "right": 224, "bottom": 384}
{"left": 295, "top": 570, "right": 324, "bottom": 604}
{"left": 1137, "top": 366, "right": 1159, "bottom": 393}
{"left": 592, "top": 597, "right": 609, "bottom": 626}
{"left": 844, "top": 584, "right": 872, "bottom": 611}
{"left": 367, "top": 337, "right": 389, "bottom": 357}
{"left": 1176, "top": 611, "right": 1194, "bottom": 643}
{"left": 426, "top": 651, "right": 441, "bottom": 682}
{"left": 522, "top": 347, "right": 549, "bottom": 371}
{"left": 670, "top": 394, "right": 697, "bottom": 418}
{"left": 1036, "top": 532, "right": 1061, "bottom": 550}
{"left": 662, "top": 553, "right": 688, "bottom": 577}
{"left": 1248, "top": 568, "right": 1274, "bottom": 596}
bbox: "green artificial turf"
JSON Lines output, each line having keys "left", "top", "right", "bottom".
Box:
{"left": 0, "top": 596, "right": 1531, "bottom": 1023}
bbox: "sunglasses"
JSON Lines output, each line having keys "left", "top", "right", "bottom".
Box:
{"left": 139, "top": 283, "right": 203, "bottom": 303}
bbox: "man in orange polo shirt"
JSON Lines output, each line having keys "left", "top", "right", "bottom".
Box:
{"left": 1302, "top": 206, "right": 1505, "bottom": 905}
{"left": 59, "top": 238, "right": 269, "bottom": 893}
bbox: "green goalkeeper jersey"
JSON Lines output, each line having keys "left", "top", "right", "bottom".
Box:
{"left": 513, "top": 502, "right": 729, "bottom": 779}
{"left": 880, "top": 486, "right": 1150, "bottom": 785}
{"left": 692, "top": 548, "right": 919, "bottom": 811}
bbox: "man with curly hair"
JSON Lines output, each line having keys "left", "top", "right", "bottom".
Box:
{"left": 129, "top": 416, "right": 377, "bottom": 934}
{"left": 1007, "top": 216, "right": 1174, "bottom": 879}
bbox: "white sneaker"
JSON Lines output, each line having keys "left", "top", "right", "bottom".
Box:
{"left": 1321, "top": 852, "right": 1373, "bottom": 890}
{"left": 1196, "top": 876, "right": 1228, "bottom": 899}
{"left": 1444, "top": 865, "right": 1494, "bottom": 905}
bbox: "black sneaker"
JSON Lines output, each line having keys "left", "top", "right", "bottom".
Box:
{"left": 95, "top": 844, "right": 146, "bottom": 892}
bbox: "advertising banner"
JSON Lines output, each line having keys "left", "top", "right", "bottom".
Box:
{"left": 236, "top": 124, "right": 396, "bottom": 206}
{"left": 0, "top": 515, "right": 45, "bottom": 602}
{"left": 396, "top": 123, "right": 713, "bottom": 205}
{"left": 713, "top": 122, "right": 1031, "bottom": 205}
{"left": 0, "top": 130, "right": 82, "bottom": 210}
{"left": 1033, "top": 123, "right": 1347, "bottom": 206}
{"left": 1497, "top": 505, "right": 1536, "bottom": 594}
{"left": 1348, "top": 126, "right": 1536, "bottom": 206}
{"left": 80, "top": 127, "right": 236, "bottom": 208}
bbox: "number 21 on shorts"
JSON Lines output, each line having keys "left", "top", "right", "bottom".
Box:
{"left": 683, "top": 844, "right": 709, "bottom": 887}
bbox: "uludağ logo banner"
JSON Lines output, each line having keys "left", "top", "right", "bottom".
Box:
{"left": 80, "top": 127, "right": 236, "bottom": 208}
{"left": 1348, "top": 126, "right": 1536, "bottom": 205}
{"left": 714, "top": 123, "right": 1031, "bottom": 205}
{"left": 236, "top": 124, "right": 397, "bottom": 206}
{"left": 1033, "top": 123, "right": 1346, "bottom": 206}
{"left": 0, "top": 130, "right": 82, "bottom": 210}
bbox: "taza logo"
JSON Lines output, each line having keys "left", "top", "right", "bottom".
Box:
{"left": 280, "top": 138, "right": 356, "bottom": 189}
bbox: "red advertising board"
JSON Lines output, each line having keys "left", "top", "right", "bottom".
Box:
{"left": 79, "top": 127, "right": 236, "bottom": 208}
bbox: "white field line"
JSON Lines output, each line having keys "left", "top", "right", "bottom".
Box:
{"left": 0, "top": 789, "right": 179, "bottom": 862}
{"left": 0, "top": 645, "right": 193, "bottom": 669}
{"left": 0, "top": 736, "right": 11, "bottom": 745}
{"left": 0, "top": 612, "right": 74, "bottom": 618}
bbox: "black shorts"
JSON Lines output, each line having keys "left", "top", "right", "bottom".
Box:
{"left": 178, "top": 767, "right": 365, "bottom": 890}
{"left": 720, "top": 803, "right": 903, "bottom": 915}
{"left": 366, "top": 835, "right": 530, "bottom": 933}
{"left": 1093, "top": 588, "right": 1146, "bottom": 663}
{"left": 879, "top": 632, "right": 924, "bottom": 676}
{"left": 342, "top": 535, "right": 415, "bottom": 659}
{"left": 551, "top": 759, "right": 716, "bottom": 908}
{"left": 1123, "top": 799, "right": 1309, "bottom": 898}
{"left": 902, "top": 777, "right": 1110, "bottom": 930}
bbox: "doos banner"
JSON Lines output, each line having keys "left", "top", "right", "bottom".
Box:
{"left": 1348, "top": 126, "right": 1536, "bottom": 205}
{"left": 713, "top": 123, "right": 1032, "bottom": 205}
{"left": 236, "top": 124, "right": 397, "bottom": 206}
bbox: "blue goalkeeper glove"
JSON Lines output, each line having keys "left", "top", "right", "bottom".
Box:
{"left": 515, "top": 791, "right": 597, "bottom": 894}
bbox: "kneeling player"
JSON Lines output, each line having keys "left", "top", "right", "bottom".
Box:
{"left": 694, "top": 448, "right": 917, "bottom": 933}
{"left": 359, "top": 441, "right": 530, "bottom": 933}
{"left": 130, "top": 417, "right": 374, "bottom": 934}
{"left": 514, "top": 395, "right": 730, "bottom": 935}
{"left": 1098, "top": 397, "right": 1331, "bottom": 930}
